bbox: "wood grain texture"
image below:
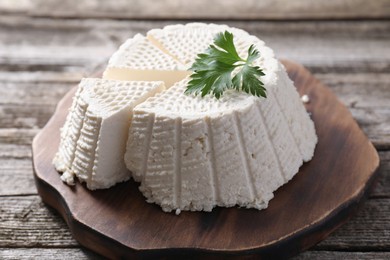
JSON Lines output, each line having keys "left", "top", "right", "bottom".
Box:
{"left": 31, "top": 60, "right": 380, "bottom": 259}
{"left": 316, "top": 198, "right": 390, "bottom": 250}
{"left": 0, "top": 12, "right": 388, "bottom": 259}
{"left": 1, "top": 249, "right": 390, "bottom": 260}
{"left": 0, "top": 129, "right": 39, "bottom": 145}
{"left": 373, "top": 152, "right": 390, "bottom": 198}
{"left": 0, "top": 248, "right": 104, "bottom": 260}
{"left": 293, "top": 251, "right": 390, "bottom": 260}
{"left": 0, "top": 159, "right": 36, "bottom": 195}
{"left": 0, "top": 196, "right": 77, "bottom": 247}
{"left": 0, "top": 17, "right": 389, "bottom": 73}
{"left": 1, "top": 0, "right": 389, "bottom": 20}
{"left": 1, "top": 196, "right": 389, "bottom": 250}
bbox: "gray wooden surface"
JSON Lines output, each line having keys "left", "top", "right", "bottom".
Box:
{"left": 0, "top": 1, "right": 389, "bottom": 259}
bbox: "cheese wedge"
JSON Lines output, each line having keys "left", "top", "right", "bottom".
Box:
{"left": 53, "top": 78, "right": 165, "bottom": 189}
{"left": 103, "top": 33, "right": 189, "bottom": 88}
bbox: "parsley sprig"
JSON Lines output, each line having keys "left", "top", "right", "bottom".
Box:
{"left": 185, "top": 31, "right": 266, "bottom": 99}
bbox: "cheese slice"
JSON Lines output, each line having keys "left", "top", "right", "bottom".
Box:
{"left": 53, "top": 78, "right": 165, "bottom": 189}
{"left": 103, "top": 33, "right": 189, "bottom": 88}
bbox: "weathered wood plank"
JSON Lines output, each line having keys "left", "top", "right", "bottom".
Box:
{"left": 0, "top": 159, "right": 36, "bottom": 196}
{"left": 373, "top": 152, "right": 390, "bottom": 198}
{"left": 3, "top": 17, "right": 388, "bottom": 42}
{"left": 0, "top": 82, "right": 73, "bottom": 106}
{"left": 0, "top": 196, "right": 78, "bottom": 247}
{"left": 350, "top": 108, "right": 390, "bottom": 150}
{"left": 317, "top": 73, "right": 390, "bottom": 149}
{"left": 317, "top": 73, "right": 390, "bottom": 109}
{"left": 0, "top": 128, "right": 39, "bottom": 145}
{"left": 0, "top": 0, "right": 389, "bottom": 20}
{"left": 315, "top": 198, "right": 390, "bottom": 250}
{"left": 0, "top": 17, "right": 389, "bottom": 73}
{"left": 0, "top": 248, "right": 104, "bottom": 260}
{"left": 0, "top": 71, "right": 83, "bottom": 83}
{"left": 0, "top": 196, "right": 388, "bottom": 250}
{"left": 0, "top": 249, "right": 389, "bottom": 260}
{"left": 293, "top": 251, "right": 390, "bottom": 260}
{"left": 0, "top": 144, "right": 31, "bottom": 159}
{"left": 0, "top": 104, "right": 55, "bottom": 129}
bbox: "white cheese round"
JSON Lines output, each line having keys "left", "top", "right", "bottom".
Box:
{"left": 54, "top": 23, "right": 317, "bottom": 213}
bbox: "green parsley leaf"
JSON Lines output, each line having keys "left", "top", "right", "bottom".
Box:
{"left": 185, "top": 31, "right": 266, "bottom": 99}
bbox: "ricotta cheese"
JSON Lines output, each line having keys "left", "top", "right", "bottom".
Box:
{"left": 54, "top": 23, "right": 317, "bottom": 214}
{"left": 53, "top": 78, "right": 165, "bottom": 189}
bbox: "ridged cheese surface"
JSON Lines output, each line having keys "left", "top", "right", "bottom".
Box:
{"left": 54, "top": 23, "right": 317, "bottom": 214}
{"left": 53, "top": 78, "right": 165, "bottom": 189}
{"left": 147, "top": 23, "right": 253, "bottom": 66}
{"left": 103, "top": 33, "right": 189, "bottom": 88}
{"left": 125, "top": 65, "right": 316, "bottom": 212}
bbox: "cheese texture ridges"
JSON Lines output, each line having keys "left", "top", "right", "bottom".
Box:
{"left": 147, "top": 23, "right": 256, "bottom": 66}
{"left": 125, "top": 70, "right": 313, "bottom": 212}
{"left": 103, "top": 33, "right": 189, "bottom": 88}
{"left": 53, "top": 78, "right": 165, "bottom": 189}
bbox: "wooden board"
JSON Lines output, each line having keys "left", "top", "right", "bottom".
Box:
{"left": 32, "top": 60, "right": 380, "bottom": 259}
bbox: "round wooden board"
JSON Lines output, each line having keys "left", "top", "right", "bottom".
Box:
{"left": 32, "top": 60, "right": 380, "bottom": 259}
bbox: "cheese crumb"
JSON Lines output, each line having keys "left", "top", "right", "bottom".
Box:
{"left": 175, "top": 209, "right": 181, "bottom": 215}
{"left": 301, "top": 94, "right": 310, "bottom": 103}
{"left": 60, "top": 171, "right": 75, "bottom": 186}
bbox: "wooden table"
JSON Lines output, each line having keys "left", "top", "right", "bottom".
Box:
{"left": 0, "top": 1, "right": 389, "bottom": 259}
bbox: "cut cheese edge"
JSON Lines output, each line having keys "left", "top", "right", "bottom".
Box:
{"left": 53, "top": 78, "right": 165, "bottom": 189}
{"left": 103, "top": 33, "right": 189, "bottom": 88}
{"left": 103, "top": 68, "right": 190, "bottom": 90}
